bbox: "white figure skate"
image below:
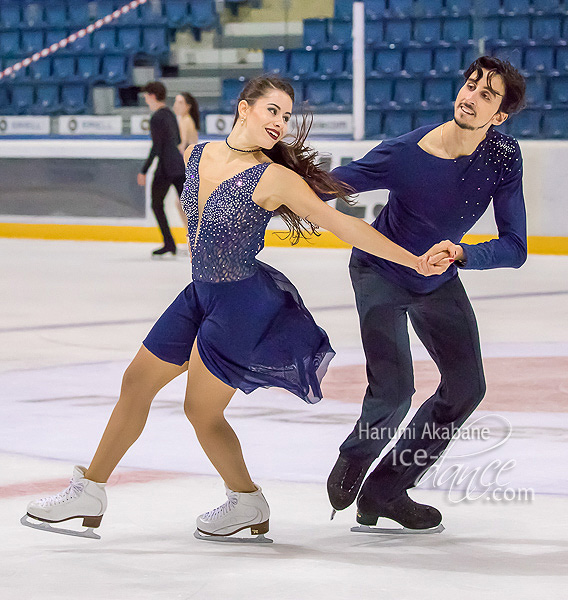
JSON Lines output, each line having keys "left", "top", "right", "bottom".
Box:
{"left": 194, "top": 484, "right": 272, "bottom": 544}
{"left": 21, "top": 466, "right": 107, "bottom": 539}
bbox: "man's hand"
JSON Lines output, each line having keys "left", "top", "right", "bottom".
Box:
{"left": 416, "top": 240, "right": 461, "bottom": 276}
{"left": 137, "top": 173, "right": 146, "bottom": 187}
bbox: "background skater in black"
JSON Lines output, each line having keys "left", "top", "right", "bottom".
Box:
{"left": 137, "top": 81, "right": 185, "bottom": 258}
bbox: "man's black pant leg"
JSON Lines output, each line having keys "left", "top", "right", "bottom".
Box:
{"left": 340, "top": 257, "right": 416, "bottom": 461}
{"left": 364, "top": 276, "right": 486, "bottom": 501}
{"left": 151, "top": 171, "right": 177, "bottom": 250}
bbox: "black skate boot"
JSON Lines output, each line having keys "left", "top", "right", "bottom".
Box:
{"left": 356, "top": 489, "right": 443, "bottom": 532}
{"left": 327, "top": 455, "right": 374, "bottom": 513}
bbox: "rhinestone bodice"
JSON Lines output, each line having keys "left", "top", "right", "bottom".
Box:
{"left": 181, "top": 143, "right": 273, "bottom": 283}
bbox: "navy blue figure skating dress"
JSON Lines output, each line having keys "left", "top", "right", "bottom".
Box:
{"left": 143, "top": 142, "right": 335, "bottom": 403}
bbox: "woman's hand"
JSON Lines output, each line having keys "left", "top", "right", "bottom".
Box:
{"left": 416, "top": 240, "right": 460, "bottom": 276}
{"left": 137, "top": 173, "right": 146, "bottom": 187}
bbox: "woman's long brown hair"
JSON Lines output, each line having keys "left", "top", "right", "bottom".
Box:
{"left": 232, "top": 75, "right": 354, "bottom": 245}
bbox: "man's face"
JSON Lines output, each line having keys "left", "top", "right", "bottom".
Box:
{"left": 453, "top": 68, "right": 508, "bottom": 130}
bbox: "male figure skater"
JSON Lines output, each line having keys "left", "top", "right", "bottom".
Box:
{"left": 327, "top": 56, "right": 528, "bottom": 530}
{"left": 138, "top": 81, "right": 185, "bottom": 257}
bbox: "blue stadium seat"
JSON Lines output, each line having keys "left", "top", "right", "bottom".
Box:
{"left": 524, "top": 76, "right": 547, "bottom": 106}
{"left": 142, "top": 27, "right": 168, "bottom": 55}
{"left": 0, "top": 32, "right": 20, "bottom": 57}
{"left": 365, "top": 0, "right": 387, "bottom": 20}
{"left": 542, "top": 110, "right": 568, "bottom": 138}
{"left": 23, "top": 3, "right": 45, "bottom": 27}
{"left": 475, "top": 0, "right": 502, "bottom": 16}
{"left": 12, "top": 85, "right": 35, "bottom": 114}
{"left": 53, "top": 56, "right": 76, "bottom": 80}
{"left": 384, "top": 110, "right": 413, "bottom": 137}
{"left": 365, "top": 109, "right": 383, "bottom": 137}
{"left": 443, "top": 18, "right": 471, "bottom": 44}
{"left": 95, "top": 2, "right": 115, "bottom": 20}
{"left": 0, "top": 85, "right": 10, "bottom": 112}
{"left": 413, "top": 0, "right": 444, "bottom": 18}
{"left": 101, "top": 56, "right": 127, "bottom": 84}
{"left": 524, "top": 46, "right": 554, "bottom": 73}
{"left": 189, "top": 0, "right": 217, "bottom": 30}
{"left": 303, "top": 19, "right": 328, "bottom": 48}
{"left": 461, "top": 47, "right": 478, "bottom": 70}
{"left": 365, "top": 20, "right": 383, "bottom": 47}
{"left": 374, "top": 49, "right": 403, "bottom": 74}
{"left": 424, "top": 78, "right": 454, "bottom": 106}
{"left": 77, "top": 56, "right": 100, "bottom": 81}
{"left": 532, "top": 0, "right": 562, "bottom": 15}
{"left": 365, "top": 78, "right": 392, "bottom": 106}
{"left": 550, "top": 77, "right": 568, "bottom": 105}
{"left": 384, "top": 19, "right": 412, "bottom": 44}
{"left": 329, "top": 20, "right": 352, "bottom": 47}
{"left": 508, "top": 109, "right": 541, "bottom": 137}
{"left": 30, "top": 57, "right": 53, "bottom": 81}
{"left": 33, "top": 84, "right": 60, "bottom": 114}
{"left": 61, "top": 83, "right": 87, "bottom": 113}
{"left": 404, "top": 49, "right": 432, "bottom": 75}
{"left": 502, "top": 0, "right": 530, "bottom": 15}
{"left": 46, "top": 29, "right": 73, "bottom": 52}
{"left": 393, "top": 79, "right": 422, "bottom": 106}
{"left": 317, "top": 49, "right": 344, "bottom": 77}
{"left": 333, "top": 78, "right": 352, "bottom": 105}
{"left": 342, "top": 50, "right": 375, "bottom": 75}
{"left": 67, "top": 3, "right": 89, "bottom": 27}
{"left": 445, "top": 0, "right": 473, "bottom": 16}
{"left": 21, "top": 30, "right": 45, "bottom": 55}
{"left": 290, "top": 81, "right": 304, "bottom": 104}
{"left": 4, "top": 59, "right": 30, "bottom": 82}
{"left": 389, "top": 0, "right": 413, "bottom": 17}
{"left": 500, "top": 17, "right": 530, "bottom": 42}
{"left": 415, "top": 109, "right": 445, "bottom": 128}
{"left": 434, "top": 48, "right": 461, "bottom": 73}
{"left": 414, "top": 19, "right": 442, "bottom": 45}
{"left": 139, "top": 0, "right": 167, "bottom": 24}
{"left": 93, "top": 29, "right": 118, "bottom": 52}
{"left": 305, "top": 80, "right": 333, "bottom": 105}
{"left": 478, "top": 17, "right": 500, "bottom": 42}
{"left": 222, "top": 79, "right": 245, "bottom": 110}
{"left": 334, "top": 0, "right": 353, "bottom": 20}
{"left": 165, "top": 1, "right": 191, "bottom": 27}
{"left": 45, "top": 3, "right": 68, "bottom": 27}
{"left": 556, "top": 47, "right": 568, "bottom": 74}
{"left": 0, "top": 4, "right": 21, "bottom": 28}
{"left": 263, "top": 49, "right": 288, "bottom": 75}
{"left": 493, "top": 46, "right": 523, "bottom": 71}
{"left": 289, "top": 49, "right": 316, "bottom": 78}
{"left": 118, "top": 28, "right": 142, "bottom": 54}
{"left": 118, "top": 1, "right": 141, "bottom": 25}
{"left": 532, "top": 16, "right": 561, "bottom": 42}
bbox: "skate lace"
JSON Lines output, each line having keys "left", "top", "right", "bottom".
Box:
{"left": 37, "top": 479, "right": 84, "bottom": 508}
{"left": 203, "top": 493, "right": 238, "bottom": 521}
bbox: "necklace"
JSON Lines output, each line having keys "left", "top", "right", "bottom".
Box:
{"left": 225, "top": 137, "right": 260, "bottom": 153}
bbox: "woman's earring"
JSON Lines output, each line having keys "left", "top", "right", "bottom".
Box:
{"left": 241, "top": 117, "right": 245, "bottom": 125}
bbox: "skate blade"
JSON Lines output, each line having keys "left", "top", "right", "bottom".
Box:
{"left": 351, "top": 523, "right": 445, "bottom": 535}
{"left": 193, "top": 529, "right": 273, "bottom": 544}
{"left": 20, "top": 515, "right": 101, "bottom": 540}
{"left": 330, "top": 509, "right": 337, "bottom": 521}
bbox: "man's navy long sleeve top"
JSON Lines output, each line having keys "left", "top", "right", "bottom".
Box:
{"left": 329, "top": 124, "right": 527, "bottom": 294}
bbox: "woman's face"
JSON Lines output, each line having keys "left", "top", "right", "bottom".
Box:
{"left": 240, "top": 89, "right": 293, "bottom": 148}
{"left": 173, "top": 94, "right": 190, "bottom": 117}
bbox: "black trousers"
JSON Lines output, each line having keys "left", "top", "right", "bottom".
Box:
{"left": 342, "top": 255, "right": 486, "bottom": 501}
{"left": 151, "top": 170, "right": 184, "bottom": 250}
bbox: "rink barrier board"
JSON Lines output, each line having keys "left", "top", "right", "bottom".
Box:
{"left": 0, "top": 223, "right": 566, "bottom": 255}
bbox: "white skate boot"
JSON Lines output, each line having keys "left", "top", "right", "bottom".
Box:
{"left": 21, "top": 466, "right": 107, "bottom": 539}
{"left": 194, "top": 483, "right": 272, "bottom": 544}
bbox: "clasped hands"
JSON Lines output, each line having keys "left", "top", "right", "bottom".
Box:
{"left": 415, "top": 241, "right": 463, "bottom": 277}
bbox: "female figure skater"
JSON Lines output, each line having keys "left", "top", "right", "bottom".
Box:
{"left": 24, "top": 76, "right": 454, "bottom": 542}
{"left": 173, "top": 92, "right": 200, "bottom": 152}
{"left": 173, "top": 92, "right": 200, "bottom": 234}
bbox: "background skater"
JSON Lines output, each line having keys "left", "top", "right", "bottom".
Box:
{"left": 138, "top": 81, "right": 186, "bottom": 258}
{"left": 327, "top": 56, "right": 528, "bottom": 532}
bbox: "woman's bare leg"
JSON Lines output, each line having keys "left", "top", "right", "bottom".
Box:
{"left": 85, "top": 345, "right": 187, "bottom": 483}
{"left": 184, "top": 343, "right": 255, "bottom": 493}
